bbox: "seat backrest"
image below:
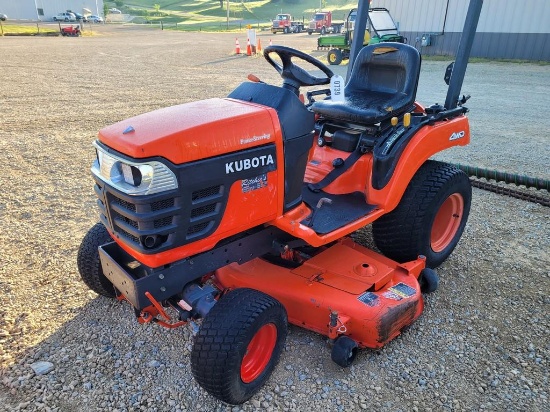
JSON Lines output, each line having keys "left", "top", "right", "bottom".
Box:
{"left": 345, "top": 42, "right": 421, "bottom": 114}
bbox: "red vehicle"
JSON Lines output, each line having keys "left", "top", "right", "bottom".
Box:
{"left": 308, "top": 11, "right": 344, "bottom": 35}
{"left": 60, "top": 24, "right": 81, "bottom": 36}
{"left": 78, "top": 0, "right": 483, "bottom": 405}
{"left": 272, "top": 13, "right": 304, "bottom": 34}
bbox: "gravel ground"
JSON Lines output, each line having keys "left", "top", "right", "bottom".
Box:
{"left": 0, "top": 27, "right": 549, "bottom": 411}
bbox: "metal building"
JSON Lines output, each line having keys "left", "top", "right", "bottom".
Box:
{"left": 0, "top": 0, "right": 104, "bottom": 21}
{"left": 373, "top": 0, "right": 549, "bottom": 61}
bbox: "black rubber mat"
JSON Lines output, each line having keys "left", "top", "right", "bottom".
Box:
{"left": 300, "top": 185, "right": 377, "bottom": 235}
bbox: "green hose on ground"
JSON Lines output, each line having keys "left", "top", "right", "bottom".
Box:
{"left": 452, "top": 164, "right": 550, "bottom": 191}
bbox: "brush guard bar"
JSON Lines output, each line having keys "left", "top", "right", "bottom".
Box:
{"left": 99, "top": 226, "right": 291, "bottom": 311}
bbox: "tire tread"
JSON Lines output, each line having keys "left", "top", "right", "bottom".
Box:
{"left": 191, "top": 288, "right": 287, "bottom": 404}
{"left": 76, "top": 223, "right": 116, "bottom": 297}
{"left": 372, "top": 160, "right": 471, "bottom": 268}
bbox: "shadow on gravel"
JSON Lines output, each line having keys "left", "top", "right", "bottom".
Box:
{"left": 0, "top": 297, "right": 199, "bottom": 410}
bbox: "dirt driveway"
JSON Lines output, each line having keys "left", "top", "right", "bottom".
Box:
{"left": 0, "top": 27, "right": 548, "bottom": 411}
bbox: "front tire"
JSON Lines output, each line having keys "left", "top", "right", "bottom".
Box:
{"left": 77, "top": 222, "right": 116, "bottom": 297}
{"left": 321, "top": 26, "right": 326, "bottom": 35}
{"left": 372, "top": 161, "right": 471, "bottom": 268}
{"left": 191, "top": 288, "right": 287, "bottom": 404}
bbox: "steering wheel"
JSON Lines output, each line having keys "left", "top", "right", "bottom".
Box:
{"left": 264, "top": 45, "right": 334, "bottom": 92}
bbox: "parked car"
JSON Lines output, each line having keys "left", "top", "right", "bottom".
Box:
{"left": 0, "top": 13, "right": 7, "bottom": 21}
{"left": 53, "top": 12, "right": 76, "bottom": 22}
{"left": 109, "top": 8, "right": 122, "bottom": 14}
{"left": 89, "top": 15, "right": 103, "bottom": 23}
{"left": 72, "top": 12, "right": 88, "bottom": 22}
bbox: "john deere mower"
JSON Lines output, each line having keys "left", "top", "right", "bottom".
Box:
{"left": 77, "top": 0, "right": 484, "bottom": 404}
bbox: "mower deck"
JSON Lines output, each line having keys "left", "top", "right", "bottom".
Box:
{"left": 214, "top": 237, "right": 425, "bottom": 349}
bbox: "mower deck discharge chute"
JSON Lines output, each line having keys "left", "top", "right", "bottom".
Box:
{"left": 78, "top": 0, "right": 484, "bottom": 404}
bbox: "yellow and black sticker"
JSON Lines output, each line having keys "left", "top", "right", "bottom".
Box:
{"left": 388, "top": 282, "right": 416, "bottom": 298}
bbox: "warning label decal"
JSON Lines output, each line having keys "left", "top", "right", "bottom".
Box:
{"left": 389, "top": 282, "right": 416, "bottom": 298}
{"left": 358, "top": 291, "right": 379, "bottom": 307}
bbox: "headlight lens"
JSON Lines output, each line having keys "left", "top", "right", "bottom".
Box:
{"left": 120, "top": 163, "right": 142, "bottom": 187}
{"left": 92, "top": 141, "right": 178, "bottom": 195}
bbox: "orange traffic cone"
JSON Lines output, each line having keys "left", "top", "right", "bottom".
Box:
{"left": 257, "top": 38, "right": 262, "bottom": 53}
{"left": 246, "top": 38, "right": 252, "bottom": 56}
{"left": 235, "top": 38, "right": 240, "bottom": 54}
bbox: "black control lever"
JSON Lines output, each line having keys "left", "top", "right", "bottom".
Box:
{"left": 458, "top": 94, "right": 471, "bottom": 106}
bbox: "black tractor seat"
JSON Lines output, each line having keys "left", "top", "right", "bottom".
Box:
{"left": 311, "top": 43, "right": 421, "bottom": 125}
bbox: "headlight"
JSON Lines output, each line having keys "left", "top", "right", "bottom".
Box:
{"left": 92, "top": 141, "right": 178, "bottom": 195}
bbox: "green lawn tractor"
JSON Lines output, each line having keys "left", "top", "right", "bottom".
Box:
{"left": 318, "top": 8, "right": 407, "bottom": 65}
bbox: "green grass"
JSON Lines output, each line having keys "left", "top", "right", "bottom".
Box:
{"left": 0, "top": 23, "right": 99, "bottom": 36}
{"left": 118, "top": 0, "right": 357, "bottom": 31}
{"left": 0, "top": 24, "right": 58, "bottom": 35}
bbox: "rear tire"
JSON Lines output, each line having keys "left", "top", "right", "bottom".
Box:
{"left": 372, "top": 161, "right": 471, "bottom": 268}
{"left": 327, "top": 48, "right": 343, "bottom": 65}
{"left": 191, "top": 288, "right": 287, "bottom": 404}
{"left": 77, "top": 223, "right": 116, "bottom": 298}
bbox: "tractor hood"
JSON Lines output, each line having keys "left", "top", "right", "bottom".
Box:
{"left": 98, "top": 98, "right": 280, "bottom": 165}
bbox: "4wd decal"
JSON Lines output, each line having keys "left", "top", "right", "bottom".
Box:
{"left": 449, "top": 130, "right": 465, "bottom": 141}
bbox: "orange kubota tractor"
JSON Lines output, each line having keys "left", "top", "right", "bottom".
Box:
{"left": 78, "top": 0, "right": 484, "bottom": 404}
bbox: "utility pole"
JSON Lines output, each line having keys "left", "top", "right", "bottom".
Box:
{"left": 227, "top": 0, "right": 229, "bottom": 29}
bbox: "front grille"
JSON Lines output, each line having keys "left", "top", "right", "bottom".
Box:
{"left": 118, "top": 227, "right": 139, "bottom": 243}
{"left": 154, "top": 216, "right": 173, "bottom": 228}
{"left": 191, "top": 203, "right": 217, "bottom": 218}
{"left": 192, "top": 185, "right": 221, "bottom": 201}
{"left": 152, "top": 198, "right": 174, "bottom": 211}
{"left": 112, "top": 210, "right": 138, "bottom": 228}
{"left": 187, "top": 222, "right": 210, "bottom": 235}
{"left": 96, "top": 186, "right": 180, "bottom": 251}
{"left": 112, "top": 197, "right": 136, "bottom": 212}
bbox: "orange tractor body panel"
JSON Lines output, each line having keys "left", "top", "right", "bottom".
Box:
{"left": 369, "top": 115, "right": 470, "bottom": 209}
{"left": 99, "top": 98, "right": 281, "bottom": 164}
{"left": 98, "top": 98, "right": 288, "bottom": 268}
{"left": 270, "top": 111, "right": 471, "bottom": 247}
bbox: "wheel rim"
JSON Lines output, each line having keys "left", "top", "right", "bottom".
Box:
{"left": 241, "top": 323, "right": 277, "bottom": 384}
{"left": 431, "top": 193, "right": 464, "bottom": 252}
{"left": 329, "top": 53, "right": 336, "bottom": 63}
